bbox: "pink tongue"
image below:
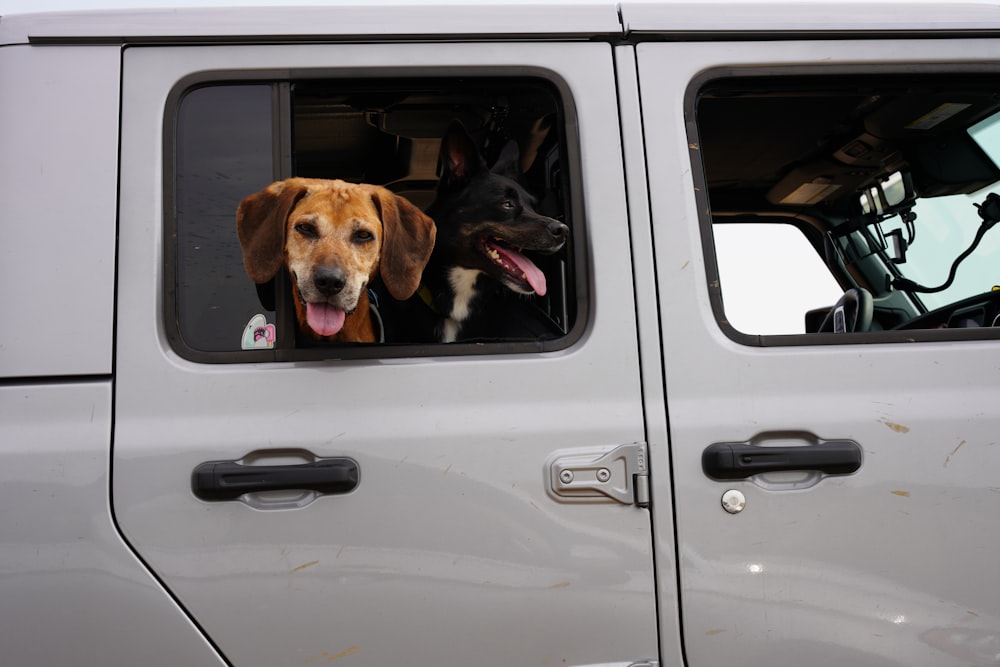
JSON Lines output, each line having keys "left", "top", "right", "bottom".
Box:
{"left": 497, "top": 246, "right": 547, "bottom": 296}
{"left": 306, "top": 302, "right": 346, "bottom": 336}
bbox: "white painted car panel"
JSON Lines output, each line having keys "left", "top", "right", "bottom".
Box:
{"left": 620, "top": 0, "right": 1000, "bottom": 33}
{"left": 8, "top": 0, "right": 1000, "bottom": 46}
{"left": 0, "top": 382, "right": 226, "bottom": 665}
{"left": 0, "top": 46, "right": 118, "bottom": 378}
{"left": 0, "top": 2, "right": 622, "bottom": 45}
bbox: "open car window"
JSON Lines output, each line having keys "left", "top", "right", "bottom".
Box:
{"left": 167, "top": 77, "right": 581, "bottom": 362}
{"left": 694, "top": 73, "right": 1000, "bottom": 342}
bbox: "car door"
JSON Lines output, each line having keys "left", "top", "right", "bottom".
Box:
{"left": 114, "top": 39, "right": 659, "bottom": 667}
{"left": 636, "top": 31, "right": 1000, "bottom": 667}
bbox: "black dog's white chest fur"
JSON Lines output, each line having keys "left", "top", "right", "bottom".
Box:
{"left": 443, "top": 267, "right": 483, "bottom": 342}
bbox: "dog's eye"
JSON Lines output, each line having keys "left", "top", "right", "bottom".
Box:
{"left": 294, "top": 222, "right": 318, "bottom": 239}
{"left": 353, "top": 230, "right": 375, "bottom": 243}
{"left": 500, "top": 200, "right": 516, "bottom": 211}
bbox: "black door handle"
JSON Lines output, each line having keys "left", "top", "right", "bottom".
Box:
{"left": 192, "top": 458, "right": 359, "bottom": 501}
{"left": 702, "top": 439, "right": 862, "bottom": 480}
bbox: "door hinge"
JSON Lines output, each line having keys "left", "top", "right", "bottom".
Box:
{"left": 547, "top": 442, "right": 650, "bottom": 508}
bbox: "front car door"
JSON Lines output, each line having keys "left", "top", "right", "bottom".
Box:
{"left": 633, "top": 5, "right": 1000, "bottom": 666}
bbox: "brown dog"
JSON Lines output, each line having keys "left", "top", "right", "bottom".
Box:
{"left": 237, "top": 178, "right": 436, "bottom": 343}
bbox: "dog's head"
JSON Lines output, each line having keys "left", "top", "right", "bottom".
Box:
{"left": 237, "top": 178, "right": 436, "bottom": 341}
{"left": 428, "top": 121, "right": 569, "bottom": 297}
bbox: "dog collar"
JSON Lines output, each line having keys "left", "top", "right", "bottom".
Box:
{"left": 368, "top": 288, "right": 385, "bottom": 343}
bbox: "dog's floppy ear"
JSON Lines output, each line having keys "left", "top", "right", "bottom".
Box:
{"left": 438, "top": 120, "right": 487, "bottom": 189}
{"left": 236, "top": 179, "right": 309, "bottom": 283}
{"left": 370, "top": 187, "right": 437, "bottom": 300}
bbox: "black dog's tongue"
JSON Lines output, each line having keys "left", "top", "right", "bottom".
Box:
{"left": 490, "top": 243, "right": 547, "bottom": 295}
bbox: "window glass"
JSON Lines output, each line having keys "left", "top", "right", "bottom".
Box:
{"left": 878, "top": 186, "right": 1000, "bottom": 312}
{"left": 175, "top": 85, "right": 275, "bottom": 352}
{"left": 169, "top": 78, "right": 577, "bottom": 360}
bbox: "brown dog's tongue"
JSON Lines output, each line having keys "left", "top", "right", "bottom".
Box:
{"left": 497, "top": 246, "right": 547, "bottom": 296}
{"left": 306, "top": 303, "right": 346, "bottom": 336}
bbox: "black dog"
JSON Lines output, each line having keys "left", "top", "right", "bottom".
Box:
{"left": 380, "top": 121, "right": 569, "bottom": 343}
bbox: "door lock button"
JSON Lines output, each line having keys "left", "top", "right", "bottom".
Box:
{"left": 721, "top": 489, "right": 746, "bottom": 514}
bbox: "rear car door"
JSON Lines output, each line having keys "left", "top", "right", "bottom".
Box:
{"left": 633, "top": 11, "right": 1000, "bottom": 667}
{"left": 114, "top": 35, "right": 659, "bottom": 667}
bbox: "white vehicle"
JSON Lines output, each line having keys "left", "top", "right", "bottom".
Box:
{"left": 3, "top": 2, "right": 999, "bottom": 665}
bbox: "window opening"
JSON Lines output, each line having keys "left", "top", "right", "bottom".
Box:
{"left": 695, "top": 73, "right": 1000, "bottom": 340}
{"left": 169, "top": 77, "right": 577, "bottom": 361}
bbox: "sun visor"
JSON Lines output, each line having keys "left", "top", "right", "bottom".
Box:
{"left": 906, "top": 133, "right": 1000, "bottom": 197}
{"left": 767, "top": 159, "right": 872, "bottom": 207}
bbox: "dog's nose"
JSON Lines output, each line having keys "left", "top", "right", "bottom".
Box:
{"left": 547, "top": 220, "right": 569, "bottom": 241}
{"left": 313, "top": 266, "right": 346, "bottom": 296}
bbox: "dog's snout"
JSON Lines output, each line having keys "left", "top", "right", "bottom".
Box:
{"left": 313, "top": 266, "right": 347, "bottom": 296}
{"left": 547, "top": 220, "right": 569, "bottom": 241}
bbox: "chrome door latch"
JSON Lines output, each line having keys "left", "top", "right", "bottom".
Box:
{"left": 546, "top": 443, "right": 650, "bottom": 507}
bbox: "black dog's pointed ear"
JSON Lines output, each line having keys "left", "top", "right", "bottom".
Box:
{"left": 438, "top": 121, "right": 486, "bottom": 188}
{"left": 490, "top": 139, "right": 522, "bottom": 180}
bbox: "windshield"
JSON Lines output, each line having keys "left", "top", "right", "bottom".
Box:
{"left": 889, "top": 192, "right": 1000, "bottom": 311}
{"left": 867, "top": 113, "right": 1000, "bottom": 311}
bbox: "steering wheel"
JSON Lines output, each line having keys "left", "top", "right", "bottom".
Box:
{"left": 818, "top": 288, "right": 873, "bottom": 333}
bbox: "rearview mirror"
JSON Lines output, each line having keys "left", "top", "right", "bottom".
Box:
{"left": 859, "top": 170, "right": 916, "bottom": 217}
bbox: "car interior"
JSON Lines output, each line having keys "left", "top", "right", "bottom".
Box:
{"left": 291, "top": 78, "right": 583, "bottom": 338}
{"left": 289, "top": 77, "right": 577, "bottom": 345}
